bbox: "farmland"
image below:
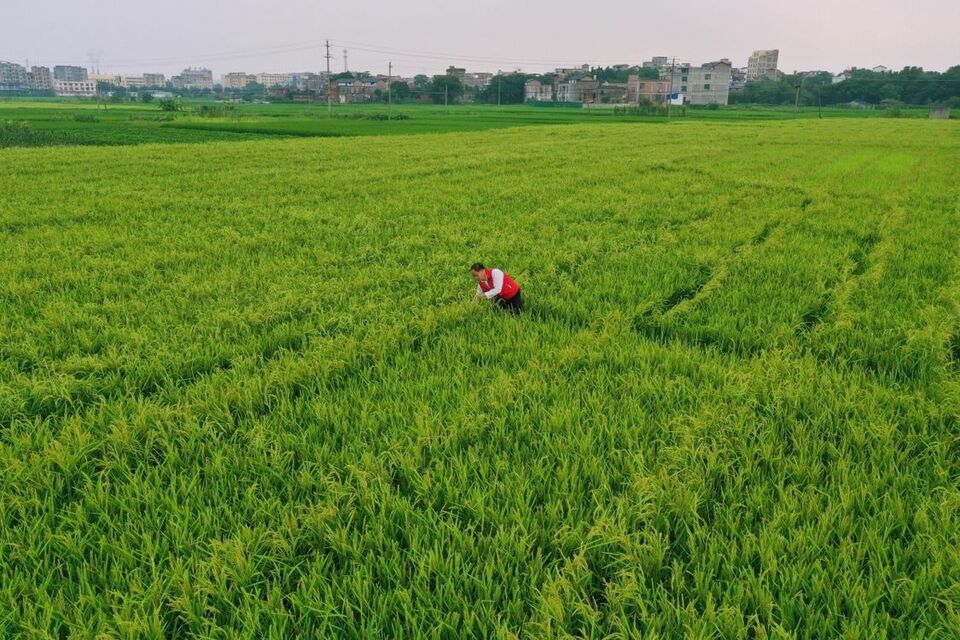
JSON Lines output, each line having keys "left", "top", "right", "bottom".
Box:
{"left": 0, "top": 98, "right": 934, "bottom": 148}
{"left": 1, "top": 117, "right": 959, "bottom": 637}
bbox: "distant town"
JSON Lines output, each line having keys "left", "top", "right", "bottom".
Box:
{"left": 2, "top": 49, "right": 958, "bottom": 107}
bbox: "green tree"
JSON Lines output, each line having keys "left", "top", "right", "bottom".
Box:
{"left": 478, "top": 73, "right": 529, "bottom": 104}
{"left": 413, "top": 75, "right": 430, "bottom": 93}
{"left": 428, "top": 74, "right": 464, "bottom": 104}
{"left": 390, "top": 81, "right": 411, "bottom": 102}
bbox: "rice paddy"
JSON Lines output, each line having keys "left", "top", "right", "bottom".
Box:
{"left": 0, "top": 117, "right": 958, "bottom": 637}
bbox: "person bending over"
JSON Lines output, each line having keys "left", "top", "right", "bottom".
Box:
{"left": 471, "top": 262, "right": 523, "bottom": 315}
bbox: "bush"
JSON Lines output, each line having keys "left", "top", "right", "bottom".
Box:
{"left": 365, "top": 113, "right": 410, "bottom": 120}
{"left": 335, "top": 112, "right": 411, "bottom": 121}
{"left": 72, "top": 113, "right": 98, "bottom": 123}
{"left": 195, "top": 104, "right": 237, "bottom": 118}
{"left": 613, "top": 104, "right": 669, "bottom": 116}
{"left": 0, "top": 121, "right": 69, "bottom": 148}
{"left": 158, "top": 99, "right": 182, "bottom": 112}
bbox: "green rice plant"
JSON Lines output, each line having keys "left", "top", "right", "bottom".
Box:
{"left": 0, "top": 118, "right": 958, "bottom": 637}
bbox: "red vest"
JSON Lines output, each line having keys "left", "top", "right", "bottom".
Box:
{"left": 479, "top": 268, "right": 520, "bottom": 300}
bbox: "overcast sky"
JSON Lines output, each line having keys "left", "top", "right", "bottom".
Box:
{"left": 3, "top": 0, "right": 958, "bottom": 77}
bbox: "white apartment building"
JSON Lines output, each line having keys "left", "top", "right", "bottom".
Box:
{"left": 0, "top": 61, "right": 28, "bottom": 89}
{"left": 143, "top": 73, "right": 165, "bottom": 87}
{"left": 53, "top": 79, "right": 97, "bottom": 96}
{"left": 222, "top": 72, "right": 255, "bottom": 89}
{"left": 665, "top": 61, "right": 732, "bottom": 105}
{"left": 90, "top": 74, "right": 121, "bottom": 86}
{"left": 119, "top": 76, "right": 145, "bottom": 89}
{"left": 256, "top": 72, "right": 294, "bottom": 88}
{"left": 29, "top": 66, "right": 53, "bottom": 91}
{"left": 524, "top": 79, "right": 553, "bottom": 102}
{"left": 747, "top": 49, "right": 779, "bottom": 82}
{"left": 180, "top": 68, "right": 213, "bottom": 89}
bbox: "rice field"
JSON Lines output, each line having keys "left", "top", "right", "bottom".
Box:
{"left": 1, "top": 118, "right": 958, "bottom": 637}
{"left": 1, "top": 99, "right": 931, "bottom": 149}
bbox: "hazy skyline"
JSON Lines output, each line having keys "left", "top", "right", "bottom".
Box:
{"left": 4, "top": 0, "right": 959, "bottom": 77}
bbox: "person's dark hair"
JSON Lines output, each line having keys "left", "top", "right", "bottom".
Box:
{"left": 470, "top": 262, "right": 485, "bottom": 272}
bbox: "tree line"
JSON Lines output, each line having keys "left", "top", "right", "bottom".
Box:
{"left": 84, "top": 64, "right": 960, "bottom": 107}
{"left": 731, "top": 66, "right": 960, "bottom": 106}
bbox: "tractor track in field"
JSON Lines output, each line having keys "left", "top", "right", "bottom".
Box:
{"left": 0, "top": 308, "right": 328, "bottom": 429}
{"left": 0, "top": 301, "right": 484, "bottom": 430}
{"left": 751, "top": 222, "right": 778, "bottom": 246}
{"left": 629, "top": 319, "right": 761, "bottom": 358}
{"left": 659, "top": 267, "right": 715, "bottom": 315}
{"left": 794, "top": 230, "right": 882, "bottom": 341}
{"left": 950, "top": 333, "right": 960, "bottom": 374}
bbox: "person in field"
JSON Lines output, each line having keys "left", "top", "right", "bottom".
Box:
{"left": 471, "top": 262, "right": 523, "bottom": 315}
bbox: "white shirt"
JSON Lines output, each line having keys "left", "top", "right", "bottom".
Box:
{"left": 476, "top": 268, "right": 505, "bottom": 299}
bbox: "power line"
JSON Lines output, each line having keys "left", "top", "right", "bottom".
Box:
{"left": 90, "top": 36, "right": 633, "bottom": 71}
{"left": 95, "top": 38, "right": 329, "bottom": 67}
{"left": 328, "top": 39, "right": 592, "bottom": 66}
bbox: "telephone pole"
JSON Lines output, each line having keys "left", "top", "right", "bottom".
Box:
{"left": 794, "top": 75, "right": 804, "bottom": 115}
{"left": 325, "top": 40, "right": 332, "bottom": 115}
{"left": 343, "top": 49, "right": 348, "bottom": 72}
{"left": 387, "top": 61, "right": 392, "bottom": 121}
{"left": 497, "top": 75, "right": 501, "bottom": 107}
{"left": 445, "top": 84, "right": 449, "bottom": 115}
{"left": 667, "top": 57, "right": 676, "bottom": 120}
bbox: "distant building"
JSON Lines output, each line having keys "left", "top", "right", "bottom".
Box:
{"left": 524, "top": 79, "right": 553, "bottom": 102}
{"left": 53, "top": 79, "right": 97, "bottom": 96}
{"left": 291, "top": 72, "right": 328, "bottom": 92}
{"left": 256, "top": 72, "right": 294, "bottom": 88}
{"left": 463, "top": 72, "right": 493, "bottom": 89}
{"left": 556, "top": 76, "right": 598, "bottom": 103}
{"left": 599, "top": 82, "right": 628, "bottom": 103}
{"left": 642, "top": 56, "right": 669, "bottom": 70}
{"left": 627, "top": 75, "right": 670, "bottom": 103}
{"left": 730, "top": 67, "right": 747, "bottom": 92}
{"left": 29, "top": 66, "right": 53, "bottom": 91}
{"left": 222, "top": 72, "right": 255, "bottom": 89}
{"left": 332, "top": 77, "right": 369, "bottom": 103}
{"left": 90, "top": 74, "right": 121, "bottom": 87}
{"left": 746, "top": 49, "right": 779, "bottom": 82}
{"left": 446, "top": 66, "right": 466, "bottom": 80}
{"left": 179, "top": 68, "right": 213, "bottom": 89}
{"left": 872, "top": 65, "right": 889, "bottom": 73}
{"left": 0, "top": 61, "right": 28, "bottom": 90}
{"left": 832, "top": 70, "right": 851, "bottom": 84}
{"left": 119, "top": 76, "right": 146, "bottom": 89}
{"left": 664, "top": 61, "right": 732, "bottom": 105}
{"left": 554, "top": 64, "right": 591, "bottom": 80}
{"left": 143, "top": 73, "right": 165, "bottom": 87}
{"left": 53, "top": 65, "right": 88, "bottom": 82}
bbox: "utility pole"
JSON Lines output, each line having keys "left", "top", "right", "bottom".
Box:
{"left": 794, "top": 75, "right": 803, "bottom": 115}
{"left": 343, "top": 49, "right": 348, "bottom": 73}
{"left": 818, "top": 84, "right": 822, "bottom": 119}
{"left": 497, "top": 75, "right": 501, "bottom": 108}
{"left": 667, "top": 57, "right": 675, "bottom": 120}
{"left": 325, "top": 40, "right": 332, "bottom": 115}
{"left": 387, "top": 61, "right": 392, "bottom": 121}
{"left": 445, "top": 84, "right": 449, "bottom": 115}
